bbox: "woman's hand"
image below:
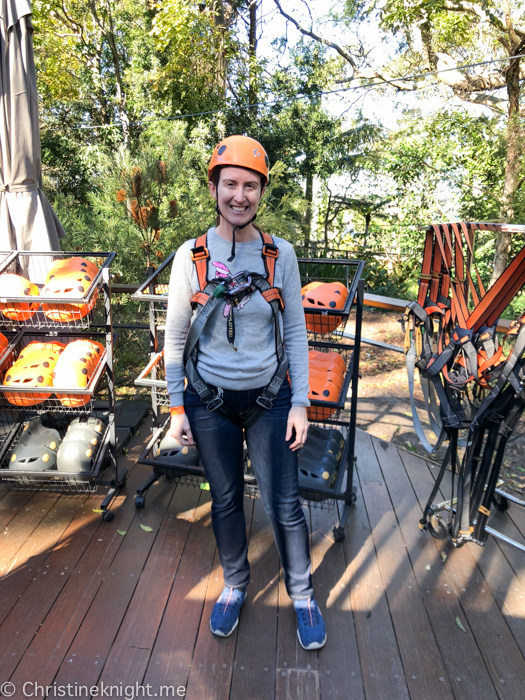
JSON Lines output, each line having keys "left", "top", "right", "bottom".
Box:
{"left": 286, "top": 406, "right": 308, "bottom": 451}
{"left": 168, "top": 412, "right": 195, "bottom": 446}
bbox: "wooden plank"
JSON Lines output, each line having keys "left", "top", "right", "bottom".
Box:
{"left": 96, "top": 484, "right": 201, "bottom": 688}
{"left": 0, "top": 490, "right": 33, "bottom": 532}
{"left": 0, "top": 492, "right": 59, "bottom": 573}
{"left": 275, "top": 507, "right": 319, "bottom": 700}
{"left": 371, "top": 438, "right": 452, "bottom": 591}
{"left": 230, "top": 497, "right": 280, "bottom": 700}
{"left": 51, "top": 463, "right": 175, "bottom": 690}
{"left": 184, "top": 498, "right": 255, "bottom": 700}
{"left": 0, "top": 494, "right": 100, "bottom": 680}
{"left": 343, "top": 473, "right": 409, "bottom": 700}
{"left": 143, "top": 491, "right": 217, "bottom": 694}
{"left": 309, "top": 504, "right": 364, "bottom": 700}
{"left": 400, "top": 446, "right": 525, "bottom": 699}
{"left": 357, "top": 432, "right": 454, "bottom": 700}
{"left": 422, "top": 589, "right": 500, "bottom": 700}
{"left": 8, "top": 451, "right": 154, "bottom": 690}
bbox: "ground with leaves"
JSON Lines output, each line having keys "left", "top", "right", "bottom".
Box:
{"left": 353, "top": 309, "right": 525, "bottom": 501}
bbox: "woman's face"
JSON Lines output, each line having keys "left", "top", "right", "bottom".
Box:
{"left": 209, "top": 166, "right": 264, "bottom": 227}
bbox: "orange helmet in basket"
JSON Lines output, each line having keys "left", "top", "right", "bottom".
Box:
{"left": 45, "top": 257, "right": 98, "bottom": 283}
{"left": 308, "top": 349, "right": 346, "bottom": 375}
{"left": 4, "top": 360, "right": 54, "bottom": 406}
{"left": 302, "top": 281, "right": 348, "bottom": 333}
{"left": 0, "top": 333, "right": 8, "bottom": 356}
{"left": 208, "top": 135, "right": 270, "bottom": 184}
{"left": 0, "top": 274, "right": 40, "bottom": 321}
{"left": 53, "top": 339, "right": 105, "bottom": 407}
{"left": 42, "top": 268, "right": 98, "bottom": 323}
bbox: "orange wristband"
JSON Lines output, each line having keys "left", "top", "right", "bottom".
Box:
{"left": 170, "top": 405, "right": 185, "bottom": 416}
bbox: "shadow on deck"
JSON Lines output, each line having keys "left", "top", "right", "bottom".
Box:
{"left": 0, "top": 422, "right": 524, "bottom": 700}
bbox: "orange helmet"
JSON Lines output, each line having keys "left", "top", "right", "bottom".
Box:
{"left": 302, "top": 282, "right": 349, "bottom": 333}
{"left": 42, "top": 269, "right": 98, "bottom": 323}
{"left": 0, "top": 274, "right": 40, "bottom": 321}
{"left": 307, "top": 351, "right": 345, "bottom": 420}
{"left": 53, "top": 339, "right": 105, "bottom": 407}
{"left": 17, "top": 341, "right": 65, "bottom": 364}
{"left": 4, "top": 360, "right": 54, "bottom": 406}
{"left": 208, "top": 135, "right": 269, "bottom": 184}
{"left": 45, "top": 257, "right": 98, "bottom": 283}
{"left": 309, "top": 349, "right": 346, "bottom": 376}
{"left": 0, "top": 333, "right": 8, "bottom": 356}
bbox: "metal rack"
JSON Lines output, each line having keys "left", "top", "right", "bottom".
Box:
{"left": 0, "top": 251, "right": 125, "bottom": 520}
{"left": 133, "top": 255, "right": 365, "bottom": 541}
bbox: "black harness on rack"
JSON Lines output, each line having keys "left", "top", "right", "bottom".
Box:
{"left": 183, "top": 230, "right": 289, "bottom": 429}
{"left": 404, "top": 222, "right": 525, "bottom": 546}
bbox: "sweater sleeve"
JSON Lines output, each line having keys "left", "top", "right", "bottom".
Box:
{"left": 279, "top": 243, "right": 310, "bottom": 407}
{"left": 164, "top": 241, "right": 195, "bottom": 407}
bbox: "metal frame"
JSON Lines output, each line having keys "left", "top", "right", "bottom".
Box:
{"left": 0, "top": 252, "right": 125, "bottom": 520}
{"left": 134, "top": 257, "right": 364, "bottom": 541}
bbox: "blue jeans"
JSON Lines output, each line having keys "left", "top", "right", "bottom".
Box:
{"left": 184, "top": 381, "right": 313, "bottom": 599}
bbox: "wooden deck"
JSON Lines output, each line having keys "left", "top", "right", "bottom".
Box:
{"left": 0, "top": 420, "right": 525, "bottom": 700}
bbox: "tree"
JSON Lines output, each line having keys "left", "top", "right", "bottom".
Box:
{"left": 273, "top": 0, "right": 525, "bottom": 281}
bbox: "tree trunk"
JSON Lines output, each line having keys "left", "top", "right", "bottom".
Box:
{"left": 364, "top": 213, "right": 371, "bottom": 247}
{"left": 304, "top": 172, "right": 314, "bottom": 251}
{"left": 213, "top": 0, "right": 227, "bottom": 98}
{"left": 491, "top": 50, "right": 523, "bottom": 285}
{"left": 248, "top": 0, "right": 258, "bottom": 118}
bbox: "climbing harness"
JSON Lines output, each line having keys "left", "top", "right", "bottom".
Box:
{"left": 183, "top": 230, "right": 289, "bottom": 429}
{"left": 403, "top": 222, "right": 525, "bottom": 546}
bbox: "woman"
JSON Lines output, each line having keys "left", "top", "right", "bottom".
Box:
{"left": 164, "top": 135, "right": 326, "bottom": 650}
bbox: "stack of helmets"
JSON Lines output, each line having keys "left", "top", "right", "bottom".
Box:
{"left": 0, "top": 274, "right": 40, "bottom": 321}
{"left": 4, "top": 341, "right": 65, "bottom": 406}
{"left": 53, "top": 339, "right": 105, "bottom": 407}
{"left": 301, "top": 281, "right": 349, "bottom": 334}
{"left": 42, "top": 257, "right": 99, "bottom": 322}
{"left": 157, "top": 432, "right": 200, "bottom": 467}
{"left": 298, "top": 424, "right": 345, "bottom": 491}
{"left": 307, "top": 350, "right": 346, "bottom": 420}
{"left": 9, "top": 418, "right": 61, "bottom": 471}
{"left": 57, "top": 416, "right": 104, "bottom": 472}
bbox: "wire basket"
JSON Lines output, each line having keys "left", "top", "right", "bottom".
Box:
{"left": 131, "top": 253, "right": 174, "bottom": 329}
{"left": 0, "top": 414, "right": 110, "bottom": 492}
{"left": 0, "top": 251, "right": 115, "bottom": 330}
{"left": 0, "top": 332, "right": 107, "bottom": 414}
{"left": 135, "top": 350, "right": 169, "bottom": 409}
{"left": 298, "top": 258, "right": 364, "bottom": 339}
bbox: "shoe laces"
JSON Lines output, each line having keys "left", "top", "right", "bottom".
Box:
{"left": 296, "top": 599, "right": 320, "bottom": 627}
{"left": 217, "top": 588, "right": 244, "bottom": 615}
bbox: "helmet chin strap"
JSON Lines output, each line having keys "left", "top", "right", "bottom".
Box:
{"left": 215, "top": 205, "right": 257, "bottom": 262}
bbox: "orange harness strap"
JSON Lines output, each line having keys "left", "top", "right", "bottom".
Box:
{"left": 191, "top": 233, "right": 210, "bottom": 292}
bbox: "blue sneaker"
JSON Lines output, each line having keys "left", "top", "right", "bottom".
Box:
{"left": 294, "top": 597, "right": 327, "bottom": 650}
{"left": 210, "top": 586, "right": 247, "bottom": 637}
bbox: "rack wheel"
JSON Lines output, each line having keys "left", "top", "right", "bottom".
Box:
{"left": 493, "top": 493, "right": 510, "bottom": 512}
{"left": 429, "top": 514, "right": 448, "bottom": 540}
{"left": 102, "top": 510, "right": 114, "bottom": 522}
{"left": 333, "top": 526, "right": 345, "bottom": 543}
{"left": 135, "top": 495, "right": 145, "bottom": 509}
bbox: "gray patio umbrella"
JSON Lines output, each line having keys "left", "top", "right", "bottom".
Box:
{"left": 0, "top": 0, "right": 65, "bottom": 254}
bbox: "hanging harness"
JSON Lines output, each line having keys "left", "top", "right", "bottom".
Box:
{"left": 403, "top": 222, "right": 525, "bottom": 546}
{"left": 183, "top": 230, "right": 289, "bottom": 429}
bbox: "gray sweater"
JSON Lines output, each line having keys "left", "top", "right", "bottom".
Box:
{"left": 164, "top": 228, "right": 310, "bottom": 408}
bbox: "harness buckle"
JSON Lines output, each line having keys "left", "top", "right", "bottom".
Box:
{"left": 262, "top": 243, "right": 279, "bottom": 259}
{"left": 207, "top": 395, "right": 224, "bottom": 412}
{"left": 191, "top": 245, "right": 210, "bottom": 262}
{"left": 256, "top": 395, "right": 274, "bottom": 410}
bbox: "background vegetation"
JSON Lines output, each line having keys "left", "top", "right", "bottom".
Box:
{"left": 35, "top": 0, "right": 525, "bottom": 306}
